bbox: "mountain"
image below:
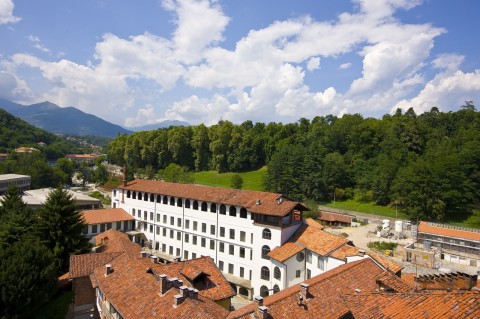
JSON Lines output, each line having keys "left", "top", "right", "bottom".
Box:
{"left": 128, "top": 120, "right": 190, "bottom": 132}
{"left": 0, "top": 99, "right": 132, "bottom": 138}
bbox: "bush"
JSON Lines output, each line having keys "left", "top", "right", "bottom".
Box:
{"left": 367, "top": 241, "right": 398, "bottom": 251}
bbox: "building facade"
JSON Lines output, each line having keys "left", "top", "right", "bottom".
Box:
{"left": 81, "top": 208, "right": 135, "bottom": 240}
{"left": 0, "top": 173, "right": 31, "bottom": 195}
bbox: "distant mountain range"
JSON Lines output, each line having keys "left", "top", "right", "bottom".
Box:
{"left": 0, "top": 99, "right": 189, "bottom": 138}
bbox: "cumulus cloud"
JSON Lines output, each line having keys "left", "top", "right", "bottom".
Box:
{"left": 307, "top": 57, "right": 320, "bottom": 71}
{"left": 0, "top": 0, "right": 20, "bottom": 24}
{"left": 124, "top": 105, "right": 157, "bottom": 127}
{"left": 339, "top": 63, "right": 352, "bottom": 69}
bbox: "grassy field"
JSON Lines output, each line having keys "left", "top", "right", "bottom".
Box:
{"left": 193, "top": 167, "right": 267, "bottom": 191}
{"left": 322, "top": 199, "right": 409, "bottom": 220}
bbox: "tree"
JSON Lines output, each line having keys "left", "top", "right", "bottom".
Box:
{"left": 36, "top": 188, "right": 91, "bottom": 272}
{"left": 231, "top": 174, "right": 243, "bottom": 189}
{"left": 157, "top": 163, "right": 194, "bottom": 184}
{"left": 0, "top": 186, "right": 34, "bottom": 248}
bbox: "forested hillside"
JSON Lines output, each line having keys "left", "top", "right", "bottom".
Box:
{"left": 107, "top": 106, "right": 480, "bottom": 222}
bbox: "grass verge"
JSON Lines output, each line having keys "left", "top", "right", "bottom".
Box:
{"left": 193, "top": 167, "right": 266, "bottom": 191}
{"left": 322, "top": 199, "right": 409, "bottom": 220}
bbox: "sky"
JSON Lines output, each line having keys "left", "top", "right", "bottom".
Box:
{"left": 0, "top": 0, "right": 479, "bottom": 128}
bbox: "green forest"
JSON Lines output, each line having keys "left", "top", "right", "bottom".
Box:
{"left": 107, "top": 106, "right": 480, "bottom": 224}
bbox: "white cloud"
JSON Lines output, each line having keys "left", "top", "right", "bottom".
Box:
{"left": 307, "top": 57, "right": 320, "bottom": 71}
{"left": 339, "top": 63, "right": 352, "bottom": 69}
{"left": 432, "top": 53, "right": 464, "bottom": 72}
{"left": 0, "top": 0, "right": 20, "bottom": 24}
{"left": 27, "top": 35, "right": 51, "bottom": 53}
{"left": 164, "top": 94, "right": 230, "bottom": 125}
{"left": 124, "top": 105, "right": 157, "bottom": 127}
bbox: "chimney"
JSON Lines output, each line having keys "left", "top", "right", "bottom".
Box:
{"left": 189, "top": 289, "right": 198, "bottom": 300}
{"left": 170, "top": 277, "right": 179, "bottom": 287}
{"left": 123, "top": 165, "right": 127, "bottom": 187}
{"left": 300, "top": 283, "right": 309, "bottom": 299}
{"left": 258, "top": 306, "right": 269, "bottom": 319}
{"left": 159, "top": 274, "right": 169, "bottom": 295}
{"left": 151, "top": 256, "right": 158, "bottom": 264}
{"left": 140, "top": 251, "right": 148, "bottom": 258}
{"left": 173, "top": 294, "right": 184, "bottom": 307}
{"left": 180, "top": 286, "right": 189, "bottom": 298}
{"left": 254, "top": 295, "right": 264, "bottom": 307}
{"left": 105, "top": 264, "right": 112, "bottom": 276}
{"left": 256, "top": 199, "right": 261, "bottom": 205}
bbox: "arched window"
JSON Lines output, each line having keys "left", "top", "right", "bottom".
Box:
{"left": 210, "top": 203, "right": 217, "bottom": 213}
{"left": 261, "top": 245, "right": 271, "bottom": 259}
{"left": 132, "top": 191, "right": 136, "bottom": 199}
{"left": 162, "top": 196, "right": 168, "bottom": 204}
{"left": 261, "top": 267, "right": 270, "bottom": 280}
{"left": 262, "top": 228, "right": 271, "bottom": 240}
{"left": 193, "top": 200, "right": 199, "bottom": 210}
{"left": 177, "top": 198, "right": 182, "bottom": 207}
{"left": 240, "top": 208, "right": 247, "bottom": 218}
{"left": 150, "top": 194, "right": 154, "bottom": 202}
{"left": 260, "top": 286, "right": 269, "bottom": 297}
{"left": 143, "top": 193, "right": 148, "bottom": 201}
{"left": 127, "top": 190, "right": 131, "bottom": 198}
{"left": 219, "top": 204, "right": 226, "bottom": 215}
{"left": 169, "top": 197, "right": 175, "bottom": 206}
{"left": 156, "top": 195, "right": 161, "bottom": 203}
{"left": 201, "top": 202, "right": 208, "bottom": 212}
{"left": 273, "top": 285, "right": 280, "bottom": 294}
{"left": 229, "top": 206, "right": 237, "bottom": 217}
{"left": 296, "top": 251, "right": 305, "bottom": 262}
{"left": 184, "top": 199, "right": 191, "bottom": 209}
{"left": 274, "top": 267, "right": 281, "bottom": 280}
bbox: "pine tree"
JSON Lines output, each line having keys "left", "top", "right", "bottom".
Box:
{"left": 36, "top": 188, "right": 91, "bottom": 272}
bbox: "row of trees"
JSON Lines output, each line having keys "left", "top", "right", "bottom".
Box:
{"left": 106, "top": 106, "right": 480, "bottom": 222}
{"left": 0, "top": 186, "right": 90, "bottom": 318}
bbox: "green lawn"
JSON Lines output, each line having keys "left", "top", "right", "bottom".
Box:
{"left": 193, "top": 167, "right": 267, "bottom": 191}
{"left": 322, "top": 199, "right": 409, "bottom": 220}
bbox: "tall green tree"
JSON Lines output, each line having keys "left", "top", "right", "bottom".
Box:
{"left": 36, "top": 188, "right": 91, "bottom": 272}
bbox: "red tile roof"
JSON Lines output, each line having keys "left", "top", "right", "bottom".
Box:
{"left": 228, "top": 258, "right": 387, "bottom": 319}
{"left": 94, "top": 229, "right": 141, "bottom": 257}
{"left": 343, "top": 291, "right": 480, "bottom": 319}
{"left": 418, "top": 221, "right": 480, "bottom": 241}
{"left": 319, "top": 211, "right": 354, "bottom": 223}
{"left": 120, "top": 179, "right": 307, "bottom": 217}
{"left": 375, "top": 272, "right": 412, "bottom": 293}
{"left": 82, "top": 208, "right": 134, "bottom": 225}
{"left": 69, "top": 252, "right": 121, "bottom": 278}
{"left": 330, "top": 244, "right": 362, "bottom": 260}
{"left": 365, "top": 249, "right": 404, "bottom": 274}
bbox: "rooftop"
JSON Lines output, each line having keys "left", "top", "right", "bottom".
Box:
{"left": 0, "top": 173, "right": 30, "bottom": 181}
{"left": 22, "top": 188, "right": 101, "bottom": 206}
{"left": 82, "top": 208, "right": 134, "bottom": 225}
{"left": 418, "top": 221, "right": 480, "bottom": 242}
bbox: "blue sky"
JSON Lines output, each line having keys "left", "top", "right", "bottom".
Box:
{"left": 0, "top": 0, "right": 479, "bottom": 127}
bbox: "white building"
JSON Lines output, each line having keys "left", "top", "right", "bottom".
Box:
{"left": 111, "top": 179, "right": 402, "bottom": 299}
{"left": 0, "top": 173, "right": 31, "bottom": 195}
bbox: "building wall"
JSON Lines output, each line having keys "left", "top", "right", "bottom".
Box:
{"left": 0, "top": 175, "right": 31, "bottom": 195}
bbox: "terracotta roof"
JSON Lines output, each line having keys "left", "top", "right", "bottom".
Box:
{"left": 57, "top": 272, "right": 72, "bottom": 288}
{"left": 228, "top": 258, "right": 387, "bottom": 319}
{"left": 343, "top": 291, "right": 480, "bottom": 319}
{"left": 401, "top": 273, "right": 416, "bottom": 287}
{"left": 305, "top": 217, "right": 324, "bottom": 229}
{"left": 418, "top": 221, "right": 480, "bottom": 242}
{"left": 82, "top": 208, "right": 134, "bottom": 225}
{"left": 365, "top": 249, "right": 404, "bottom": 274}
{"left": 319, "top": 211, "right": 353, "bottom": 223}
{"left": 137, "top": 256, "right": 235, "bottom": 301}
{"left": 69, "top": 252, "right": 121, "bottom": 278}
{"left": 119, "top": 179, "right": 307, "bottom": 217}
{"left": 375, "top": 272, "right": 412, "bottom": 293}
{"left": 66, "top": 154, "right": 100, "bottom": 159}
{"left": 90, "top": 254, "right": 229, "bottom": 319}
{"left": 94, "top": 229, "right": 141, "bottom": 257}
{"left": 330, "top": 244, "right": 362, "bottom": 260}
{"left": 268, "top": 242, "right": 304, "bottom": 262}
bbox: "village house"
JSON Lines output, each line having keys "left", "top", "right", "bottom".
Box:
{"left": 66, "top": 153, "right": 101, "bottom": 165}
{"left": 81, "top": 208, "right": 135, "bottom": 240}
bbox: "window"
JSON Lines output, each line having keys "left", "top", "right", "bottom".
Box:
{"left": 185, "top": 220, "right": 190, "bottom": 229}
{"left": 240, "top": 208, "right": 247, "bottom": 218}
{"left": 262, "top": 245, "right": 271, "bottom": 259}
{"left": 184, "top": 250, "right": 188, "bottom": 260}
{"left": 116, "top": 222, "right": 121, "bottom": 230}
{"left": 296, "top": 252, "right": 305, "bottom": 262}
{"left": 260, "top": 286, "right": 269, "bottom": 297}
{"left": 127, "top": 190, "right": 131, "bottom": 198}
{"left": 240, "top": 231, "right": 246, "bottom": 242}
{"left": 170, "top": 230, "right": 174, "bottom": 239}
{"left": 100, "top": 224, "right": 105, "bottom": 232}
{"left": 176, "top": 248, "right": 180, "bottom": 257}
{"left": 273, "top": 285, "right": 280, "bottom": 294}
{"left": 220, "top": 227, "right": 225, "bottom": 237}
{"left": 170, "top": 216, "right": 174, "bottom": 225}
{"left": 144, "top": 193, "right": 148, "bottom": 201}
{"left": 307, "top": 269, "right": 311, "bottom": 279}
{"left": 138, "top": 210, "right": 141, "bottom": 218}
{"left": 229, "top": 245, "right": 234, "bottom": 255}
{"left": 163, "top": 215, "right": 167, "bottom": 224}
{"left": 307, "top": 250, "right": 312, "bottom": 263}
{"left": 220, "top": 204, "right": 226, "bottom": 215}
{"left": 262, "top": 228, "right": 271, "bottom": 240}
{"left": 156, "top": 213, "right": 161, "bottom": 222}
{"left": 150, "top": 194, "right": 154, "bottom": 202}
{"left": 156, "top": 226, "right": 160, "bottom": 235}
{"left": 229, "top": 206, "right": 237, "bottom": 217}
{"left": 219, "top": 261, "right": 224, "bottom": 271}
{"left": 230, "top": 229, "right": 235, "bottom": 240}
{"left": 261, "top": 267, "right": 270, "bottom": 280}
{"left": 192, "top": 253, "right": 197, "bottom": 259}
{"left": 150, "top": 212, "right": 154, "bottom": 220}
{"left": 193, "top": 200, "right": 198, "bottom": 210}
{"left": 162, "top": 244, "right": 166, "bottom": 252}
{"left": 169, "top": 246, "right": 173, "bottom": 255}
{"left": 240, "top": 267, "right": 244, "bottom": 278}
{"left": 295, "top": 270, "right": 301, "bottom": 278}
{"left": 185, "top": 234, "right": 189, "bottom": 243}
{"left": 177, "top": 198, "right": 182, "bottom": 207}
{"left": 239, "top": 247, "right": 245, "bottom": 258}
{"left": 177, "top": 232, "right": 181, "bottom": 241}
{"left": 163, "top": 228, "right": 166, "bottom": 236}
{"left": 201, "top": 238, "right": 206, "bottom": 247}
{"left": 318, "top": 257, "right": 324, "bottom": 270}
{"left": 201, "top": 202, "right": 208, "bottom": 212}
{"left": 132, "top": 208, "right": 135, "bottom": 216}
{"left": 202, "top": 223, "right": 206, "bottom": 233}
{"left": 228, "top": 263, "right": 234, "bottom": 274}
{"left": 210, "top": 203, "right": 216, "bottom": 213}
{"left": 156, "top": 195, "right": 161, "bottom": 203}
{"left": 193, "top": 236, "right": 197, "bottom": 245}
{"left": 177, "top": 218, "right": 181, "bottom": 227}
{"left": 193, "top": 221, "right": 198, "bottom": 231}
{"left": 149, "top": 225, "right": 153, "bottom": 233}
{"left": 163, "top": 196, "right": 168, "bottom": 204}
{"left": 143, "top": 211, "right": 147, "bottom": 221}
{"left": 210, "top": 225, "right": 215, "bottom": 235}
{"left": 92, "top": 224, "right": 98, "bottom": 233}
{"left": 274, "top": 267, "right": 281, "bottom": 280}
{"left": 210, "top": 240, "right": 215, "bottom": 250}
{"left": 251, "top": 233, "right": 253, "bottom": 244}
{"left": 185, "top": 199, "right": 190, "bottom": 208}
{"left": 219, "top": 242, "right": 224, "bottom": 252}
{"left": 132, "top": 191, "right": 136, "bottom": 199}
{"left": 169, "top": 197, "right": 175, "bottom": 206}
